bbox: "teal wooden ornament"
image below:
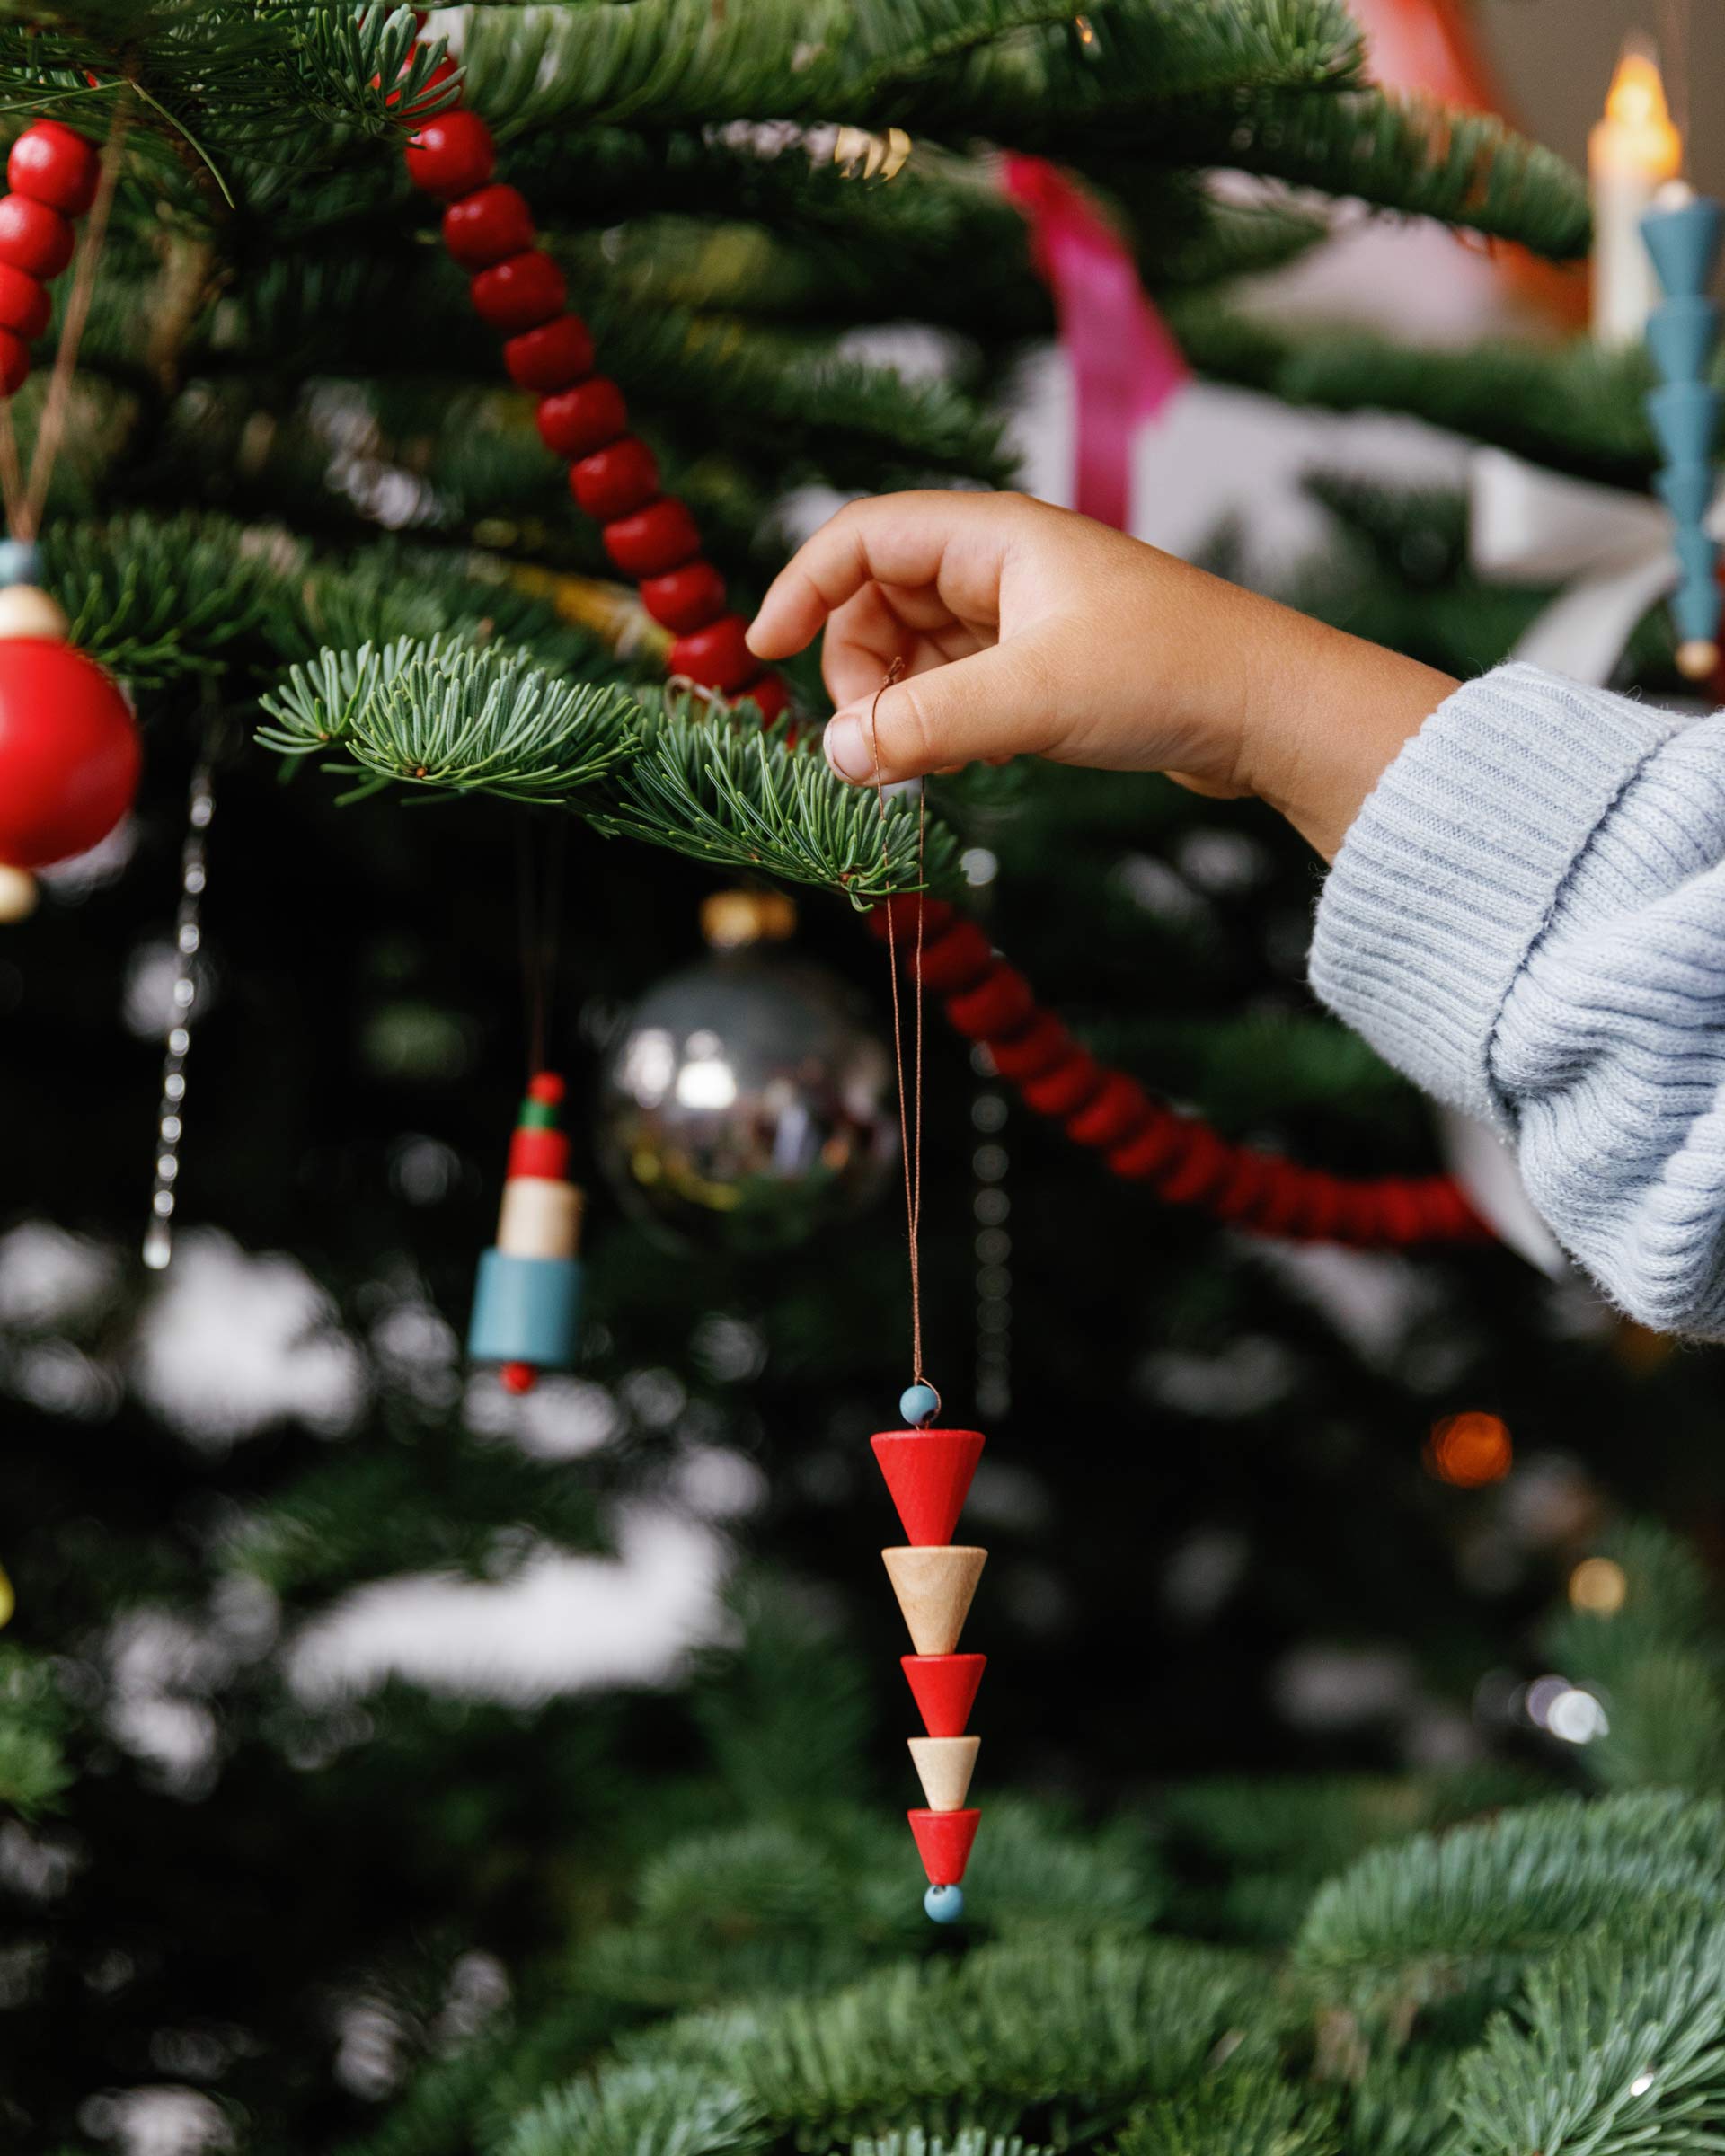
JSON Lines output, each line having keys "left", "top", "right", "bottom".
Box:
{"left": 1672, "top": 575, "right": 1721, "bottom": 646}
{"left": 1675, "top": 527, "right": 1718, "bottom": 585}
{"left": 1648, "top": 382, "right": 1720, "bottom": 469}
{"left": 1648, "top": 296, "right": 1721, "bottom": 383}
{"left": 1642, "top": 194, "right": 1724, "bottom": 301}
{"left": 924, "top": 1883, "right": 964, "bottom": 1923}
{"left": 1656, "top": 464, "right": 1715, "bottom": 526}
{"left": 467, "top": 1249, "right": 583, "bottom": 1367}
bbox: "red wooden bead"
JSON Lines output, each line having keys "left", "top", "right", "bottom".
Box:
{"left": 732, "top": 671, "right": 791, "bottom": 725}
{"left": 1107, "top": 1112, "right": 1184, "bottom": 1180}
{"left": 441, "top": 183, "right": 535, "bottom": 268}
{"left": 668, "top": 614, "right": 757, "bottom": 694}
{"left": 872, "top": 1428, "right": 985, "bottom": 1546}
{"left": 603, "top": 498, "right": 702, "bottom": 578}
{"left": 1154, "top": 1122, "right": 1233, "bottom": 1205}
{"left": 988, "top": 1012, "right": 1070, "bottom": 1082}
{"left": 902, "top": 1654, "right": 986, "bottom": 1739}
{"left": 945, "top": 965, "right": 1034, "bottom": 1041}
{"left": 1066, "top": 1072, "right": 1150, "bottom": 1149}
{"left": 504, "top": 314, "right": 595, "bottom": 392}
{"left": 0, "top": 265, "right": 49, "bottom": 341}
{"left": 0, "top": 327, "right": 27, "bottom": 396}
{"left": 527, "top": 1071, "right": 567, "bottom": 1105}
{"left": 641, "top": 561, "right": 726, "bottom": 634}
{"left": 0, "top": 639, "right": 140, "bottom": 868}
{"left": 500, "top": 1360, "right": 538, "bottom": 1395}
{"left": 537, "top": 377, "right": 624, "bottom": 458}
{"left": 8, "top": 122, "right": 99, "bottom": 216}
{"left": 870, "top": 893, "right": 957, "bottom": 943}
{"left": 908, "top": 1807, "right": 979, "bottom": 1887}
{"left": 911, "top": 920, "right": 993, "bottom": 993}
{"left": 404, "top": 110, "right": 495, "bottom": 199}
{"left": 471, "top": 250, "right": 566, "bottom": 333}
{"left": 1022, "top": 1052, "right": 1102, "bottom": 1118}
{"left": 570, "top": 436, "right": 659, "bottom": 522}
{"left": 0, "top": 195, "right": 72, "bottom": 279}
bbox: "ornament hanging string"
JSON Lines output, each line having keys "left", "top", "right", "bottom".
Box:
{"left": 0, "top": 89, "right": 130, "bottom": 543}
{"left": 868, "top": 660, "right": 932, "bottom": 1395}
{"left": 516, "top": 813, "right": 567, "bottom": 1080}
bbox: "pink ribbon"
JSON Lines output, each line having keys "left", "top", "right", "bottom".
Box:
{"left": 1002, "top": 154, "right": 1189, "bottom": 531}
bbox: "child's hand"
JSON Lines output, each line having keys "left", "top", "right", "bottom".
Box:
{"left": 745, "top": 490, "right": 1456, "bottom": 860}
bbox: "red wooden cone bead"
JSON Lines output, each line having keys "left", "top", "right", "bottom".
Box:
{"left": 8, "top": 122, "right": 100, "bottom": 216}
{"left": 668, "top": 615, "right": 757, "bottom": 694}
{"left": 570, "top": 437, "right": 659, "bottom": 522}
{"left": 506, "top": 315, "right": 595, "bottom": 392}
{"left": 405, "top": 110, "right": 495, "bottom": 198}
{"left": 902, "top": 1653, "right": 986, "bottom": 1738}
{"left": 537, "top": 377, "right": 624, "bottom": 458}
{"left": 0, "top": 641, "right": 140, "bottom": 868}
{"left": 908, "top": 1807, "right": 980, "bottom": 1887}
{"left": 871, "top": 1428, "right": 985, "bottom": 1546}
{"left": 1022, "top": 1052, "right": 1102, "bottom": 1118}
{"left": 641, "top": 561, "right": 726, "bottom": 634}
{"left": 946, "top": 965, "right": 1034, "bottom": 1041}
{"left": 508, "top": 1127, "right": 571, "bottom": 1180}
{"left": 912, "top": 921, "right": 994, "bottom": 993}
{"left": 989, "top": 1012, "right": 1070, "bottom": 1082}
{"left": 0, "top": 195, "right": 72, "bottom": 279}
{"left": 471, "top": 250, "right": 566, "bottom": 332}
{"left": 0, "top": 265, "right": 49, "bottom": 340}
{"left": 0, "top": 327, "right": 29, "bottom": 397}
{"left": 603, "top": 498, "right": 701, "bottom": 578}
{"left": 442, "top": 183, "right": 535, "bottom": 268}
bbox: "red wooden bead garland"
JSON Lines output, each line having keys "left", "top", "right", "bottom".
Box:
{"left": 668, "top": 615, "right": 758, "bottom": 694}
{"left": 641, "top": 561, "right": 727, "bottom": 634}
{"left": 570, "top": 437, "right": 659, "bottom": 522}
{"left": 471, "top": 251, "right": 567, "bottom": 332}
{"left": 0, "top": 194, "right": 72, "bottom": 279}
{"left": 537, "top": 378, "right": 625, "bottom": 458}
{"left": 441, "top": 184, "right": 535, "bottom": 268}
{"left": 404, "top": 110, "right": 495, "bottom": 198}
{"left": 0, "top": 265, "right": 49, "bottom": 340}
{"left": 386, "top": 35, "right": 1489, "bottom": 1252}
{"left": 0, "top": 329, "right": 27, "bottom": 398}
{"left": 506, "top": 315, "right": 596, "bottom": 392}
{"left": 7, "top": 121, "right": 100, "bottom": 216}
{"left": 603, "top": 499, "right": 702, "bottom": 579}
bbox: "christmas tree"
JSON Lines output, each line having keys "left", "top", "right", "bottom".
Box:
{"left": 0, "top": 4, "right": 1718, "bottom": 2149}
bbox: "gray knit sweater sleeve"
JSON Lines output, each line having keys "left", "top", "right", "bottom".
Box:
{"left": 1309, "top": 660, "right": 1725, "bottom": 1335}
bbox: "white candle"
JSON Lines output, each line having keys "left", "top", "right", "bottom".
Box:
{"left": 1589, "top": 45, "right": 1683, "bottom": 344}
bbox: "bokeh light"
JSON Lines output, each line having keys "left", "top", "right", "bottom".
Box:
{"left": 1568, "top": 1555, "right": 1629, "bottom": 1615}
{"left": 1424, "top": 1410, "right": 1513, "bottom": 1488}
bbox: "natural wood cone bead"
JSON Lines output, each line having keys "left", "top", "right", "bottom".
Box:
{"left": 1678, "top": 637, "right": 1720, "bottom": 682}
{"left": 881, "top": 1545, "right": 986, "bottom": 1657}
{"left": 0, "top": 585, "right": 67, "bottom": 641}
{"left": 908, "top": 1734, "right": 978, "bottom": 1812}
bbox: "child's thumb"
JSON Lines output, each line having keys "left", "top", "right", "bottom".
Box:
{"left": 821, "top": 644, "right": 1045, "bottom": 787}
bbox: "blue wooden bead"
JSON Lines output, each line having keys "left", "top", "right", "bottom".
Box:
{"left": 899, "top": 1381, "right": 940, "bottom": 1427}
{"left": 924, "top": 1883, "right": 964, "bottom": 1923}
{"left": 0, "top": 539, "right": 42, "bottom": 587}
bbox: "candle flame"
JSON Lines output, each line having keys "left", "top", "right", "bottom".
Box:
{"left": 1605, "top": 45, "right": 1678, "bottom": 149}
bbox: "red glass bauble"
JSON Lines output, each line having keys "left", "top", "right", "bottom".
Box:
{"left": 0, "top": 638, "right": 140, "bottom": 867}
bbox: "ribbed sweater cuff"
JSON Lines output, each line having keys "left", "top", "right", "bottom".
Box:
{"left": 1310, "top": 662, "right": 1683, "bottom": 1125}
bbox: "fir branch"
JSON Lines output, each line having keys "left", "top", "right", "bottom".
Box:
{"left": 256, "top": 637, "right": 642, "bottom": 804}
{"left": 1296, "top": 1790, "right": 1725, "bottom": 1985}
{"left": 502, "top": 2062, "right": 769, "bottom": 2156}
{"left": 0, "top": 1647, "right": 73, "bottom": 1817}
{"left": 1119, "top": 2065, "right": 1339, "bottom": 2156}
{"left": 588, "top": 694, "right": 964, "bottom": 904}
{"left": 1450, "top": 1917, "right": 1725, "bottom": 2156}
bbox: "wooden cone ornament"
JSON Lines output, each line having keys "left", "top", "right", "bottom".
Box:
{"left": 877, "top": 1383, "right": 987, "bottom": 1922}
{"left": 466, "top": 1072, "right": 584, "bottom": 1393}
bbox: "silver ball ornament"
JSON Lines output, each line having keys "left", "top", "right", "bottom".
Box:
{"left": 597, "top": 950, "right": 897, "bottom": 1250}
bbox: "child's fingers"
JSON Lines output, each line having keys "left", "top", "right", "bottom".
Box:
{"left": 820, "top": 586, "right": 988, "bottom": 708}
{"left": 821, "top": 639, "right": 1053, "bottom": 786}
{"left": 746, "top": 492, "right": 1003, "bottom": 658}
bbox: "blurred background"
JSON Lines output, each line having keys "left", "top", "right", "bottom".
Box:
{"left": 1, "top": 3, "right": 1721, "bottom": 2152}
